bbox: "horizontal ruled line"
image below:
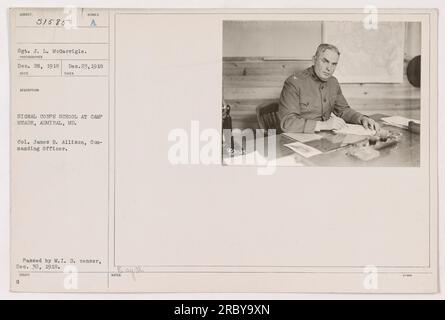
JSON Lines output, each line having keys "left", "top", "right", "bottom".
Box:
{"left": 16, "top": 59, "right": 110, "bottom": 61}
{"left": 16, "top": 26, "right": 108, "bottom": 28}
{"left": 18, "top": 75, "right": 108, "bottom": 78}
{"left": 19, "top": 271, "right": 435, "bottom": 275}
{"left": 16, "top": 42, "right": 109, "bottom": 45}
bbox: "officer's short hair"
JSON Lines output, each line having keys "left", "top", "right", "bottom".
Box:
{"left": 314, "top": 43, "right": 340, "bottom": 59}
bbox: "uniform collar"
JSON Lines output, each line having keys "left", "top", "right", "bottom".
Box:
{"left": 309, "top": 65, "right": 328, "bottom": 83}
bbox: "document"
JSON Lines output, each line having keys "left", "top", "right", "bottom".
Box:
{"left": 9, "top": 8, "right": 438, "bottom": 293}
{"left": 381, "top": 116, "right": 421, "bottom": 129}
{"left": 333, "top": 124, "right": 376, "bottom": 136}
{"left": 283, "top": 141, "right": 323, "bottom": 157}
{"left": 282, "top": 132, "right": 323, "bottom": 143}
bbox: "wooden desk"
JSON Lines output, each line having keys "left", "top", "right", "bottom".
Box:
{"left": 227, "top": 114, "right": 420, "bottom": 167}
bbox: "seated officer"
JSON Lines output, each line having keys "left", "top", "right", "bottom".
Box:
{"left": 277, "top": 43, "right": 380, "bottom": 133}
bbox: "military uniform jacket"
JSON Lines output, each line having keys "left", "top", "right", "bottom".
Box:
{"left": 277, "top": 66, "right": 364, "bottom": 133}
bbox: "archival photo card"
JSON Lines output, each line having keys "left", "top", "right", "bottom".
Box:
{"left": 9, "top": 8, "right": 438, "bottom": 293}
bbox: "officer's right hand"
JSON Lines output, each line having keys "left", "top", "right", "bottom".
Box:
{"left": 324, "top": 116, "right": 347, "bottom": 130}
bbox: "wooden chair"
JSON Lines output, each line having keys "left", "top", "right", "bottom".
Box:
{"left": 256, "top": 101, "right": 282, "bottom": 134}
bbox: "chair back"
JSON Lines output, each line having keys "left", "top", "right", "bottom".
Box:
{"left": 256, "top": 102, "right": 281, "bottom": 134}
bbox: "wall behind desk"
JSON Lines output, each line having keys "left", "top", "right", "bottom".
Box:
{"left": 223, "top": 21, "right": 421, "bottom": 130}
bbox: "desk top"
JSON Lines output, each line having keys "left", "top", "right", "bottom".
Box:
{"left": 226, "top": 114, "right": 420, "bottom": 167}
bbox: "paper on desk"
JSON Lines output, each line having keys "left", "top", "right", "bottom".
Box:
{"left": 282, "top": 132, "right": 322, "bottom": 143}
{"left": 284, "top": 141, "right": 322, "bottom": 158}
{"left": 381, "top": 116, "right": 420, "bottom": 128}
{"left": 274, "top": 154, "right": 305, "bottom": 166}
{"left": 334, "top": 124, "right": 376, "bottom": 136}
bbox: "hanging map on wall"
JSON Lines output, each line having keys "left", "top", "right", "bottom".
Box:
{"left": 223, "top": 21, "right": 323, "bottom": 59}
{"left": 324, "top": 22, "right": 405, "bottom": 83}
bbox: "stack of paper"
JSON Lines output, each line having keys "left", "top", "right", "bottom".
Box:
{"left": 333, "top": 124, "right": 376, "bottom": 136}
{"left": 283, "top": 141, "right": 322, "bottom": 158}
{"left": 381, "top": 116, "right": 420, "bottom": 129}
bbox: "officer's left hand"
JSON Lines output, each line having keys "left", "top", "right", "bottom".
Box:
{"left": 360, "top": 116, "right": 380, "bottom": 131}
